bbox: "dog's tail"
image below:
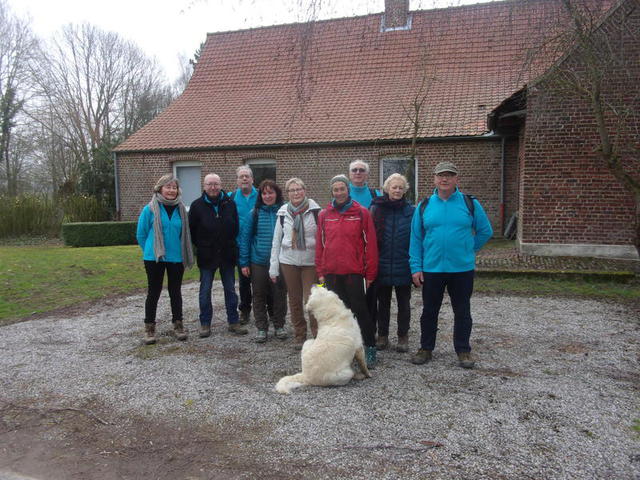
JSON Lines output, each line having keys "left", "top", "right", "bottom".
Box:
{"left": 275, "top": 373, "right": 307, "bottom": 394}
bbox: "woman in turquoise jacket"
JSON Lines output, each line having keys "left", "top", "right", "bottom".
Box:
{"left": 136, "top": 174, "right": 194, "bottom": 345}
{"left": 239, "top": 179, "right": 287, "bottom": 343}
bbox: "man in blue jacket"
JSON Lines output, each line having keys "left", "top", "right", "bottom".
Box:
{"left": 348, "top": 160, "right": 380, "bottom": 208}
{"left": 409, "top": 161, "right": 493, "bottom": 368}
{"left": 230, "top": 166, "right": 259, "bottom": 325}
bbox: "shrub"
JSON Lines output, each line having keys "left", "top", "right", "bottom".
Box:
{"left": 62, "top": 222, "right": 137, "bottom": 247}
{"left": 0, "top": 193, "right": 113, "bottom": 239}
{"left": 0, "top": 194, "right": 61, "bottom": 238}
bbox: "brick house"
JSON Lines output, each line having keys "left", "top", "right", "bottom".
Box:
{"left": 113, "top": 0, "right": 639, "bottom": 259}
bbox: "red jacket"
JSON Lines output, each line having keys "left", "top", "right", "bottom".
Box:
{"left": 315, "top": 200, "right": 378, "bottom": 282}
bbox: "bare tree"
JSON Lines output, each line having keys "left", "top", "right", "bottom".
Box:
{"left": 0, "top": 0, "right": 37, "bottom": 196}
{"left": 31, "top": 23, "right": 172, "bottom": 200}
{"left": 526, "top": 0, "right": 640, "bottom": 255}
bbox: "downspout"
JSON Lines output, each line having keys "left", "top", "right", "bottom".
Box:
{"left": 113, "top": 151, "right": 120, "bottom": 220}
{"left": 500, "top": 135, "right": 506, "bottom": 234}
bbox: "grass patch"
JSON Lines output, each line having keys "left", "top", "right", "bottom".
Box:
{"left": 475, "top": 274, "right": 640, "bottom": 304}
{"left": 0, "top": 244, "right": 199, "bottom": 325}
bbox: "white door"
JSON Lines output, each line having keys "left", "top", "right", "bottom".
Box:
{"left": 174, "top": 164, "right": 201, "bottom": 209}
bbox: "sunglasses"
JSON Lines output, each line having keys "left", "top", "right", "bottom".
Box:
{"left": 351, "top": 168, "right": 366, "bottom": 173}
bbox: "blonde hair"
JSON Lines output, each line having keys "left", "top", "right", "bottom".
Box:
{"left": 285, "top": 177, "right": 306, "bottom": 192}
{"left": 153, "top": 174, "right": 180, "bottom": 193}
{"left": 382, "top": 173, "right": 409, "bottom": 194}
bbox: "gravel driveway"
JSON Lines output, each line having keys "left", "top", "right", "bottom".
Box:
{"left": 0, "top": 283, "right": 638, "bottom": 479}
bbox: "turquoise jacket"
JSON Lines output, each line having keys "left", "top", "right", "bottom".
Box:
{"left": 238, "top": 203, "right": 281, "bottom": 267}
{"left": 230, "top": 187, "right": 258, "bottom": 239}
{"left": 136, "top": 204, "right": 184, "bottom": 263}
{"left": 409, "top": 189, "right": 493, "bottom": 273}
{"left": 349, "top": 183, "right": 381, "bottom": 209}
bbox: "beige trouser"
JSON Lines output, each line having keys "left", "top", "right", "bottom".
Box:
{"left": 280, "top": 264, "right": 318, "bottom": 342}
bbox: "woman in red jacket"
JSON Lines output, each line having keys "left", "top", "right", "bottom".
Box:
{"left": 315, "top": 174, "right": 379, "bottom": 367}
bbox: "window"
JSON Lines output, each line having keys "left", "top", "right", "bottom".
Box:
{"left": 173, "top": 162, "right": 201, "bottom": 208}
{"left": 380, "top": 156, "right": 417, "bottom": 203}
{"left": 245, "top": 159, "right": 276, "bottom": 188}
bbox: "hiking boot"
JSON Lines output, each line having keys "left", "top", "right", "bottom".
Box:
{"left": 144, "top": 323, "right": 156, "bottom": 345}
{"left": 396, "top": 336, "right": 409, "bottom": 353}
{"left": 239, "top": 310, "right": 251, "bottom": 325}
{"left": 274, "top": 327, "right": 288, "bottom": 340}
{"left": 228, "top": 323, "right": 248, "bottom": 335}
{"left": 199, "top": 324, "right": 211, "bottom": 338}
{"left": 173, "top": 321, "right": 187, "bottom": 341}
{"left": 375, "top": 335, "right": 389, "bottom": 351}
{"left": 255, "top": 329, "right": 268, "bottom": 343}
{"left": 365, "top": 346, "right": 377, "bottom": 369}
{"left": 457, "top": 352, "right": 475, "bottom": 369}
{"left": 411, "top": 348, "right": 432, "bottom": 365}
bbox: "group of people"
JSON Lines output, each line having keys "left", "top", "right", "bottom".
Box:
{"left": 136, "top": 160, "right": 493, "bottom": 370}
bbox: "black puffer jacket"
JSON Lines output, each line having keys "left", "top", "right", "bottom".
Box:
{"left": 370, "top": 195, "right": 415, "bottom": 286}
{"left": 189, "top": 191, "right": 239, "bottom": 269}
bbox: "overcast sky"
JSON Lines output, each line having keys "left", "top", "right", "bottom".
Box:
{"left": 7, "top": 0, "right": 496, "bottom": 82}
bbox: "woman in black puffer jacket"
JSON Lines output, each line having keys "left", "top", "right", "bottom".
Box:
{"left": 370, "top": 173, "right": 415, "bottom": 353}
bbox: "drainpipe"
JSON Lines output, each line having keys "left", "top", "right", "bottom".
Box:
{"left": 500, "top": 136, "right": 506, "bottom": 234}
{"left": 113, "top": 151, "right": 120, "bottom": 220}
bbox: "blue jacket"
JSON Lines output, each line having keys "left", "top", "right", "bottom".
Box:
{"left": 230, "top": 187, "right": 258, "bottom": 239}
{"left": 409, "top": 189, "right": 493, "bottom": 273}
{"left": 349, "top": 183, "right": 381, "bottom": 209}
{"left": 136, "top": 204, "right": 184, "bottom": 263}
{"left": 370, "top": 196, "right": 415, "bottom": 285}
{"left": 239, "top": 203, "right": 281, "bottom": 267}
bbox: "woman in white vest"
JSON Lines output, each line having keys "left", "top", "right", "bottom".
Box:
{"left": 269, "top": 178, "right": 322, "bottom": 349}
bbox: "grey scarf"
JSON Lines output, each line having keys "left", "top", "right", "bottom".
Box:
{"left": 148, "top": 192, "right": 194, "bottom": 268}
{"left": 287, "top": 198, "right": 309, "bottom": 250}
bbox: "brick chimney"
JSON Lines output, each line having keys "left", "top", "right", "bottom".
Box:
{"left": 383, "top": 0, "right": 411, "bottom": 31}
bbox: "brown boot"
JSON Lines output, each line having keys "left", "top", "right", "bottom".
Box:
{"left": 375, "top": 336, "right": 389, "bottom": 350}
{"left": 174, "top": 321, "right": 187, "bottom": 341}
{"left": 396, "top": 336, "right": 409, "bottom": 353}
{"left": 144, "top": 323, "right": 156, "bottom": 345}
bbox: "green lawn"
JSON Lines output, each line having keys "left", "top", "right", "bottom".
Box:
{"left": 0, "top": 245, "right": 199, "bottom": 324}
{"left": 0, "top": 243, "right": 637, "bottom": 326}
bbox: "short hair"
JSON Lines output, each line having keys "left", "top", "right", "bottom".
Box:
{"left": 349, "top": 160, "right": 370, "bottom": 174}
{"left": 154, "top": 174, "right": 180, "bottom": 193}
{"left": 236, "top": 165, "right": 253, "bottom": 177}
{"left": 285, "top": 177, "right": 306, "bottom": 192}
{"left": 255, "top": 179, "right": 283, "bottom": 207}
{"left": 383, "top": 173, "right": 409, "bottom": 194}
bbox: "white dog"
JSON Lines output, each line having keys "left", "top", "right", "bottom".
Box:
{"left": 275, "top": 286, "right": 371, "bottom": 394}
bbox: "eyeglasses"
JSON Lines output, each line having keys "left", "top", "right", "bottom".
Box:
{"left": 436, "top": 172, "right": 457, "bottom": 178}
{"left": 205, "top": 182, "right": 221, "bottom": 186}
{"left": 351, "top": 168, "right": 366, "bottom": 173}
{"left": 288, "top": 188, "right": 304, "bottom": 194}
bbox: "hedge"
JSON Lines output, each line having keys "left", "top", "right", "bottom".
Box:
{"left": 62, "top": 222, "right": 137, "bottom": 247}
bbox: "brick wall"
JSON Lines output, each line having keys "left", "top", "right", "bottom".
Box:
{"left": 520, "top": 0, "right": 639, "bottom": 248}
{"left": 117, "top": 138, "right": 510, "bottom": 232}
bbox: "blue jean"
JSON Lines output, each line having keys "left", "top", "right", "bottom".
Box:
{"left": 199, "top": 263, "right": 239, "bottom": 325}
{"left": 419, "top": 270, "right": 475, "bottom": 353}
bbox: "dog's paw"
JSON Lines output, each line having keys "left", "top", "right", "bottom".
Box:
{"left": 354, "top": 371, "right": 371, "bottom": 380}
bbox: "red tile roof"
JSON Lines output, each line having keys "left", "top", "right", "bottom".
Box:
{"left": 115, "top": 0, "right": 576, "bottom": 152}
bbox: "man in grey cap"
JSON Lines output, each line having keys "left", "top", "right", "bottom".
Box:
{"left": 408, "top": 161, "right": 493, "bottom": 368}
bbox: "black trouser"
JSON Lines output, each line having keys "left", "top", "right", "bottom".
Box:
{"left": 325, "top": 273, "right": 375, "bottom": 348}
{"left": 144, "top": 260, "right": 184, "bottom": 324}
{"left": 420, "top": 270, "right": 475, "bottom": 353}
{"left": 238, "top": 265, "right": 274, "bottom": 316}
{"left": 376, "top": 284, "right": 411, "bottom": 337}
